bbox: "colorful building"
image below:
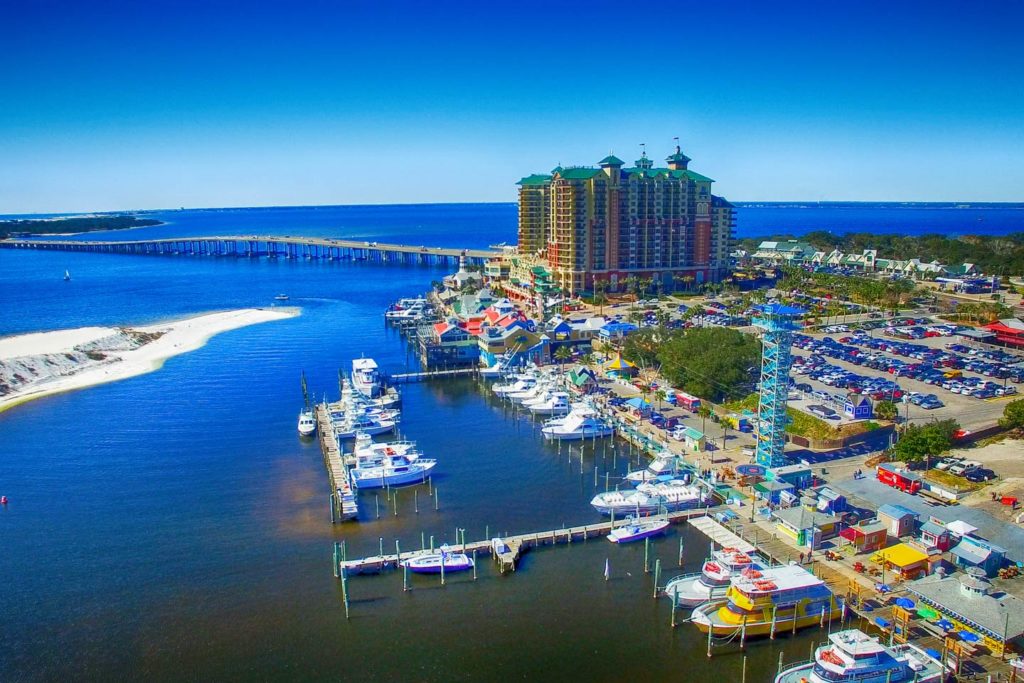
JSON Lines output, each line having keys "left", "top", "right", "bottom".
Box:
{"left": 771, "top": 507, "right": 839, "bottom": 548}
{"left": 516, "top": 145, "right": 735, "bottom": 296}
{"left": 873, "top": 543, "right": 931, "bottom": 580}
{"left": 838, "top": 520, "right": 888, "bottom": 554}
{"left": 418, "top": 320, "right": 480, "bottom": 368}
{"left": 877, "top": 504, "right": 918, "bottom": 538}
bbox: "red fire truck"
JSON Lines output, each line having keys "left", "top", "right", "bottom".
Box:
{"left": 876, "top": 462, "right": 923, "bottom": 494}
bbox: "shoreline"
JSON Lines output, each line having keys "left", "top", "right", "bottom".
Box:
{"left": 0, "top": 307, "right": 300, "bottom": 414}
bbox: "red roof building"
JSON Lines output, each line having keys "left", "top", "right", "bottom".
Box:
{"left": 984, "top": 318, "right": 1024, "bottom": 346}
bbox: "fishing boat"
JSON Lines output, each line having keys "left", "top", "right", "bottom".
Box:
{"left": 349, "top": 433, "right": 419, "bottom": 463}
{"left": 351, "top": 455, "right": 436, "bottom": 489}
{"left": 775, "top": 628, "right": 945, "bottom": 682}
{"left": 341, "top": 377, "right": 400, "bottom": 409}
{"left": 351, "top": 357, "right": 382, "bottom": 398}
{"left": 608, "top": 517, "right": 670, "bottom": 543}
{"left": 401, "top": 546, "right": 474, "bottom": 574}
{"left": 664, "top": 548, "right": 763, "bottom": 608}
{"left": 274, "top": 293, "right": 289, "bottom": 301}
{"left": 524, "top": 391, "right": 571, "bottom": 415}
{"left": 625, "top": 455, "right": 683, "bottom": 485}
{"left": 541, "top": 404, "right": 614, "bottom": 440}
{"left": 691, "top": 563, "right": 843, "bottom": 637}
{"left": 334, "top": 413, "right": 396, "bottom": 439}
{"left": 384, "top": 302, "right": 432, "bottom": 321}
{"left": 492, "top": 375, "right": 537, "bottom": 397}
{"left": 297, "top": 409, "right": 316, "bottom": 436}
{"left": 507, "top": 381, "right": 551, "bottom": 405}
{"left": 63, "top": 269, "right": 71, "bottom": 281}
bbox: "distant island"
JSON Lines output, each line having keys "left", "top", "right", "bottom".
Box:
{"left": 0, "top": 214, "right": 164, "bottom": 238}
{"left": 738, "top": 230, "right": 1024, "bottom": 275}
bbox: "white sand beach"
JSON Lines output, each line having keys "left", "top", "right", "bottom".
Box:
{"left": 0, "top": 308, "right": 299, "bottom": 413}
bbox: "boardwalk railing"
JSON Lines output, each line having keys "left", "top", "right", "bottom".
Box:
{"left": 0, "top": 235, "right": 501, "bottom": 267}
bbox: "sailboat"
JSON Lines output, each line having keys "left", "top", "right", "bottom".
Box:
{"left": 64, "top": 269, "right": 71, "bottom": 281}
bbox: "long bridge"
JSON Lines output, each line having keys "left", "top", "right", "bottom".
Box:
{"left": 0, "top": 235, "right": 502, "bottom": 267}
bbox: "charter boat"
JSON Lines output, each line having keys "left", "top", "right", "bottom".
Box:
{"left": 541, "top": 405, "right": 614, "bottom": 440}
{"left": 525, "top": 391, "right": 571, "bottom": 415}
{"left": 691, "top": 563, "right": 843, "bottom": 637}
{"left": 401, "top": 546, "right": 475, "bottom": 574}
{"left": 625, "top": 455, "right": 683, "bottom": 485}
{"left": 297, "top": 409, "right": 317, "bottom": 436}
{"left": 341, "top": 378, "right": 400, "bottom": 409}
{"left": 664, "top": 547, "right": 763, "bottom": 608}
{"left": 590, "top": 482, "right": 703, "bottom": 516}
{"left": 351, "top": 455, "right": 436, "bottom": 489}
{"left": 349, "top": 433, "right": 419, "bottom": 463}
{"left": 384, "top": 302, "right": 432, "bottom": 321}
{"left": 608, "top": 517, "right": 670, "bottom": 543}
{"left": 507, "top": 381, "right": 551, "bottom": 405}
{"left": 351, "top": 357, "right": 382, "bottom": 398}
{"left": 775, "top": 629, "right": 945, "bottom": 683}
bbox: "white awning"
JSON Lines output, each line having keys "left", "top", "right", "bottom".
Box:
{"left": 946, "top": 520, "right": 978, "bottom": 537}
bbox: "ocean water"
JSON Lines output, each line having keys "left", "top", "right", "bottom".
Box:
{"left": 3, "top": 202, "right": 1018, "bottom": 681}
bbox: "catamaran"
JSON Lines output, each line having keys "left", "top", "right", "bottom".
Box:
{"left": 351, "top": 358, "right": 382, "bottom": 398}
{"left": 664, "top": 547, "right": 763, "bottom": 607}
{"left": 691, "top": 563, "right": 843, "bottom": 637}
{"left": 775, "top": 628, "right": 945, "bottom": 683}
{"left": 401, "top": 546, "right": 475, "bottom": 574}
{"left": 590, "top": 481, "right": 704, "bottom": 516}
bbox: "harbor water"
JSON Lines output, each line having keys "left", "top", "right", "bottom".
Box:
{"left": 3, "top": 202, "right": 1005, "bottom": 680}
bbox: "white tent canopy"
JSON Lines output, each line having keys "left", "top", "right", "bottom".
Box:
{"left": 946, "top": 520, "right": 979, "bottom": 537}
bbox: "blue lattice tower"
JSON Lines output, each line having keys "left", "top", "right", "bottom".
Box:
{"left": 752, "top": 303, "right": 805, "bottom": 468}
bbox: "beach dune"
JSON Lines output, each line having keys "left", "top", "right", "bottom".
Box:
{"left": 0, "top": 308, "right": 299, "bottom": 413}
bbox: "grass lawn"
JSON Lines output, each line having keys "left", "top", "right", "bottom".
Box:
{"left": 723, "top": 392, "right": 878, "bottom": 441}
{"left": 923, "top": 469, "right": 983, "bottom": 493}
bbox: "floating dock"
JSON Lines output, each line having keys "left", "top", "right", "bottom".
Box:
{"left": 337, "top": 507, "right": 720, "bottom": 576}
{"left": 687, "top": 515, "right": 756, "bottom": 554}
{"left": 316, "top": 403, "right": 358, "bottom": 521}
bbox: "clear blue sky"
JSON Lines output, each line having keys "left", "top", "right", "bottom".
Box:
{"left": 2, "top": 0, "right": 1022, "bottom": 213}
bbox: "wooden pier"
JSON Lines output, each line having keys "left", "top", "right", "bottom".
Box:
{"left": 337, "top": 506, "right": 722, "bottom": 576}
{"left": 386, "top": 367, "right": 478, "bottom": 383}
{"left": 316, "top": 403, "right": 359, "bottom": 521}
{"left": 0, "top": 234, "right": 500, "bottom": 267}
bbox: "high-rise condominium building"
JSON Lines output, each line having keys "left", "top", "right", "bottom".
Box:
{"left": 516, "top": 145, "right": 735, "bottom": 296}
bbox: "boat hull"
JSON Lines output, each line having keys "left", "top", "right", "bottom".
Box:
{"left": 542, "top": 426, "right": 614, "bottom": 440}
{"left": 351, "top": 462, "right": 436, "bottom": 489}
{"left": 664, "top": 576, "right": 727, "bottom": 607}
{"left": 401, "top": 553, "right": 474, "bottom": 574}
{"left": 608, "top": 520, "right": 670, "bottom": 543}
{"left": 692, "top": 600, "right": 845, "bottom": 637}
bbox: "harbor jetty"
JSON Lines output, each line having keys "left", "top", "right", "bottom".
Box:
{"left": 0, "top": 235, "right": 500, "bottom": 267}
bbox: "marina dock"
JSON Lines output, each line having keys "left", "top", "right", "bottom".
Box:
{"left": 386, "top": 368, "right": 478, "bottom": 383}
{"left": 337, "top": 507, "right": 721, "bottom": 576}
{"left": 315, "top": 403, "right": 358, "bottom": 521}
{"left": 0, "top": 235, "right": 500, "bottom": 267}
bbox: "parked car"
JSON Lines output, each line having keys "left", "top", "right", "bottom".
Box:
{"left": 965, "top": 468, "right": 997, "bottom": 483}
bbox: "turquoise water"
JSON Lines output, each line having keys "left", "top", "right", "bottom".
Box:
{"left": 4, "top": 201, "right": 997, "bottom": 680}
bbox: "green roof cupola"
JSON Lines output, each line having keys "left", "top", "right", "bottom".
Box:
{"left": 635, "top": 147, "right": 654, "bottom": 170}
{"left": 666, "top": 138, "right": 691, "bottom": 170}
{"left": 598, "top": 154, "right": 624, "bottom": 167}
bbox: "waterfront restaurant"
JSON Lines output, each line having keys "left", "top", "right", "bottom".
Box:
{"left": 909, "top": 571, "right": 1024, "bottom": 657}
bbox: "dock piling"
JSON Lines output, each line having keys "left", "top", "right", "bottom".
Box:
{"left": 653, "top": 559, "right": 661, "bottom": 598}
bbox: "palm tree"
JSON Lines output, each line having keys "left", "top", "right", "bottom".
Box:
{"left": 653, "top": 388, "right": 667, "bottom": 410}
{"left": 593, "top": 280, "right": 609, "bottom": 315}
{"left": 553, "top": 345, "right": 572, "bottom": 373}
{"left": 697, "top": 404, "right": 712, "bottom": 436}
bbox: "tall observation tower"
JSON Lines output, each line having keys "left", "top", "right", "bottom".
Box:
{"left": 752, "top": 303, "right": 805, "bottom": 468}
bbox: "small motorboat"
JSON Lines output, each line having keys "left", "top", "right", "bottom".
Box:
{"left": 64, "top": 269, "right": 71, "bottom": 281}
{"left": 297, "top": 409, "right": 316, "bottom": 436}
{"left": 274, "top": 294, "right": 289, "bottom": 301}
{"left": 608, "top": 518, "right": 670, "bottom": 543}
{"left": 401, "top": 546, "right": 474, "bottom": 574}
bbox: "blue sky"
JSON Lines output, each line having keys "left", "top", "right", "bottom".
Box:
{"left": 1, "top": 0, "right": 1022, "bottom": 213}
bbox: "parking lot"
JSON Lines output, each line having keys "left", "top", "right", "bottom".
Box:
{"left": 791, "top": 320, "right": 1019, "bottom": 431}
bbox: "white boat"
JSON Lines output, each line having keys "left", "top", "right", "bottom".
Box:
{"left": 507, "top": 381, "right": 552, "bottom": 405}
{"left": 493, "top": 376, "right": 537, "bottom": 397}
{"left": 775, "top": 629, "right": 946, "bottom": 683}
{"left": 401, "top": 546, "right": 474, "bottom": 574}
{"left": 665, "top": 548, "right": 763, "bottom": 607}
{"left": 351, "top": 357, "right": 382, "bottom": 398}
{"left": 625, "top": 455, "right": 683, "bottom": 485}
{"left": 591, "top": 481, "right": 704, "bottom": 516}
{"left": 334, "top": 413, "right": 396, "bottom": 439}
{"left": 541, "top": 405, "right": 614, "bottom": 440}
{"left": 274, "top": 293, "right": 289, "bottom": 301}
{"left": 64, "top": 269, "right": 71, "bottom": 281}
{"left": 525, "top": 391, "right": 571, "bottom": 415}
{"left": 384, "top": 302, "right": 432, "bottom": 321}
{"left": 608, "top": 517, "right": 670, "bottom": 543}
{"left": 297, "top": 409, "right": 316, "bottom": 436}
{"left": 341, "top": 378, "right": 400, "bottom": 409}
{"left": 351, "top": 455, "right": 437, "bottom": 489}
{"left": 349, "top": 433, "right": 420, "bottom": 463}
